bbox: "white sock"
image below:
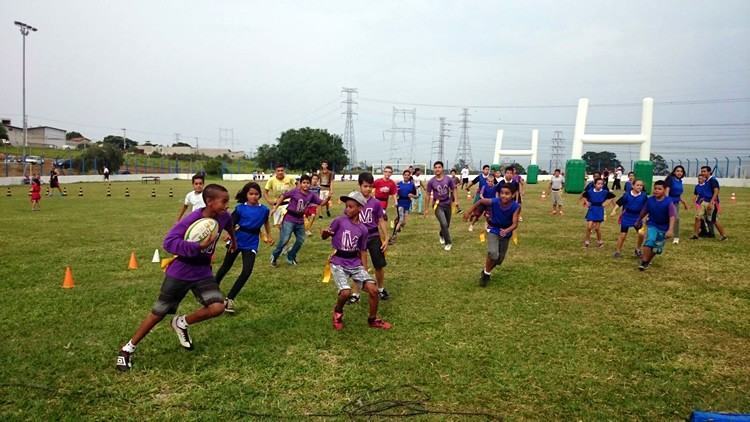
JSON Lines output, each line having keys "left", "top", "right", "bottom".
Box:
{"left": 378, "top": 288, "right": 384, "bottom": 293}
{"left": 177, "top": 315, "right": 188, "bottom": 329}
{"left": 352, "top": 293, "right": 360, "bottom": 297}
{"left": 122, "top": 340, "right": 136, "bottom": 353}
{"left": 483, "top": 270, "right": 491, "bottom": 276}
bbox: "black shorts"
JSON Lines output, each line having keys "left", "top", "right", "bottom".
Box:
{"left": 462, "top": 178, "right": 469, "bottom": 184}
{"left": 151, "top": 276, "right": 224, "bottom": 316}
{"left": 367, "top": 237, "right": 387, "bottom": 270}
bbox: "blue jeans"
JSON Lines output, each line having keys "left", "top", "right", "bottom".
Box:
{"left": 272, "top": 221, "right": 306, "bottom": 261}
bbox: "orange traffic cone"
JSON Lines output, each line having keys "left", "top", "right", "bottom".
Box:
{"left": 128, "top": 251, "right": 139, "bottom": 270}
{"left": 62, "top": 266, "right": 75, "bottom": 289}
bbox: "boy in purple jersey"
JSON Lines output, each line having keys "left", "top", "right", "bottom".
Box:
{"left": 464, "top": 185, "right": 521, "bottom": 287}
{"left": 116, "top": 184, "right": 235, "bottom": 372}
{"left": 322, "top": 191, "right": 392, "bottom": 330}
{"left": 349, "top": 172, "right": 390, "bottom": 303}
{"left": 270, "top": 174, "right": 329, "bottom": 266}
{"left": 636, "top": 181, "right": 676, "bottom": 271}
{"left": 426, "top": 161, "right": 457, "bottom": 251}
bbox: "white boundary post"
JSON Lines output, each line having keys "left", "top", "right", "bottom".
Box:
{"left": 493, "top": 129, "right": 538, "bottom": 165}
{"left": 571, "top": 97, "right": 654, "bottom": 161}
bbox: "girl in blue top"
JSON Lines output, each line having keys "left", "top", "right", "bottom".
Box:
{"left": 664, "top": 165, "right": 688, "bottom": 244}
{"left": 613, "top": 179, "right": 647, "bottom": 258}
{"left": 582, "top": 178, "right": 616, "bottom": 248}
{"left": 391, "top": 169, "right": 417, "bottom": 242}
{"left": 215, "top": 182, "right": 273, "bottom": 313}
{"left": 464, "top": 184, "right": 521, "bottom": 287}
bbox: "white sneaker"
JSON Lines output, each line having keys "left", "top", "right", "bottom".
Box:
{"left": 444, "top": 244, "right": 452, "bottom": 251}
{"left": 673, "top": 238, "right": 680, "bottom": 244}
{"left": 439, "top": 236, "right": 445, "bottom": 245}
{"left": 468, "top": 224, "right": 474, "bottom": 232}
{"left": 170, "top": 316, "right": 193, "bottom": 350}
{"left": 224, "top": 298, "right": 236, "bottom": 314}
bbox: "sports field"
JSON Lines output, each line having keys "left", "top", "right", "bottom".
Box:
{"left": 1, "top": 180, "right": 748, "bottom": 420}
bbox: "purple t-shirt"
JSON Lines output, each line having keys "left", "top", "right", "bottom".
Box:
{"left": 328, "top": 215, "right": 368, "bottom": 267}
{"left": 164, "top": 208, "right": 232, "bottom": 281}
{"left": 281, "top": 188, "right": 322, "bottom": 224}
{"left": 359, "top": 196, "right": 384, "bottom": 239}
{"left": 427, "top": 176, "right": 455, "bottom": 208}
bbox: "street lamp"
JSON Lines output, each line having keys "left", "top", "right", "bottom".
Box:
{"left": 14, "top": 20, "right": 37, "bottom": 165}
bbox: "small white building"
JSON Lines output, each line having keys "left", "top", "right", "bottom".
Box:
{"left": 5, "top": 124, "right": 67, "bottom": 149}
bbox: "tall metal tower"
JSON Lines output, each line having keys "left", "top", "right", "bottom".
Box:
{"left": 341, "top": 87, "right": 358, "bottom": 168}
{"left": 432, "top": 117, "right": 450, "bottom": 163}
{"left": 385, "top": 107, "right": 416, "bottom": 163}
{"left": 551, "top": 130, "right": 565, "bottom": 171}
{"left": 454, "top": 108, "right": 473, "bottom": 169}
{"left": 219, "top": 128, "right": 235, "bottom": 150}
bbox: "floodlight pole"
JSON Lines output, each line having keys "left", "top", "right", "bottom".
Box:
{"left": 15, "top": 21, "right": 37, "bottom": 162}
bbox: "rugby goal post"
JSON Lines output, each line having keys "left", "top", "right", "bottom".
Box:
{"left": 493, "top": 129, "right": 540, "bottom": 183}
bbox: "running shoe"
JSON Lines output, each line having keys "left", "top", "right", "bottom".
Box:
{"left": 115, "top": 350, "right": 132, "bottom": 372}
{"left": 170, "top": 316, "right": 194, "bottom": 350}
{"left": 332, "top": 310, "right": 344, "bottom": 330}
{"left": 368, "top": 318, "right": 392, "bottom": 330}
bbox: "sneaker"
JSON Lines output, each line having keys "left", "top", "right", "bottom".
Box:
{"left": 551, "top": 210, "right": 557, "bottom": 215}
{"left": 559, "top": 210, "right": 564, "bottom": 215}
{"left": 439, "top": 236, "right": 445, "bottom": 245}
{"left": 444, "top": 244, "right": 452, "bottom": 251}
{"left": 286, "top": 258, "right": 298, "bottom": 266}
{"left": 270, "top": 255, "right": 278, "bottom": 267}
{"left": 305, "top": 230, "right": 312, "bottom": 236}
{"left": 115, "top": 350, "right": 132, "bottom": 372}
{"left": 690, "top": 235, "right": 699, "bottom": 240}
{"left": 326, "top": 210, "right": 331, "bottom": 218}
{"left": 368, "top": 318, "right": 392, "bottom": 330}
{"left": 638, "top": 261, "right": 648, "bottom": 271}
{"left": 719, "top": 235, "right": 728, "bottom": 241}
{"left": 468, "top": 224, "right": 474, "bottom": 232}
{"left": 583, "top": 240, "right": 590, "bottom": 248}
{"left": 634, "top": 249, "right": 643, "bottom": 258}
{"left": 480, "top": 270, "right": 490, "bottom": 287}
{"left": 318, "top": 215, "right": 323, "bottom": 220}
{"left": 519, "top": 216, "right": 523, "bottom": 222}
{"left": 673, "top": 238, "right": 680, "bottom": 244}
{"left": 597, "top": 240, "right": 605, "bottom": 248}
{"left": 332, "top": 310, "right": 344, "bottom": 330}
{"left": 224, "top": 298, "right": 236, "bottom": 314}
{"left": 379, "top": 289, "right": 390, "bottom": 300}
{"left": 170, "top": 316, "right": 193, "bottom": 350}
{"left": 347, "top": 294, "right": 360, "bottom": 305}
{"left": 281, "top": 246, "right": 290, "bottom": 256}
{"left": 613, "top": 251, "right": 622, "bottom": 258}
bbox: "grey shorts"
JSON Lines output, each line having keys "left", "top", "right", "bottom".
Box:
{"left": 152, "top": 276, "right": 224, "bottom": 316}
{"left": 551, "top": 190, "right": 563, "bottom": 206}
{"left": 330, "top": 263, "right": 375, "bottom": 292}
{"left": 487, "top": 232, "right": 511, "bottom": 263}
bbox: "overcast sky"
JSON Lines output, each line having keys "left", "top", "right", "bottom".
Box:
{"left": 1, "top": 0, "right": 749, "bottom": 168}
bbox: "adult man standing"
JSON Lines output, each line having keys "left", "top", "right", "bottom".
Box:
{"left": 318, "top": 160, "right": 335, "bottom": 219}
{"left": 264, "top": 164, "right": 297, "bottom": 228}
{"left": 460, "top": 165, "right": 470, "bottom": 190}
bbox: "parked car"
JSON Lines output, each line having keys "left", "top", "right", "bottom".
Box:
{"left": 5, "top": 154, "right": 17, "bottom": 163}
{"left": 24, "top": 155, "right": 44, "bottom": 165}
{"left": 53, "top": 158, "right": 73, "bottom": 169}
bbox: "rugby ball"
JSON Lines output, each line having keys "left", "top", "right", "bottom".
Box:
{"left": 184, "top": 218, "right": 219, "bottom": 243}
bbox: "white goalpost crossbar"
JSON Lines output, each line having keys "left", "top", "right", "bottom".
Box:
{"left": 493, "top": 129, "right": 539, "bottom": 165}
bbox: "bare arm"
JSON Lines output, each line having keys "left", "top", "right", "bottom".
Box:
{"left": 176, "top": 204, "right": 188, "bottom": 222}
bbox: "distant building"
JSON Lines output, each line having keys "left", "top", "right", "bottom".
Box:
{"left": 137, "top": 145, "right": 245, "bottom": 159}
{"left": 4, "top": 121, "right": 67, "bottom": 149}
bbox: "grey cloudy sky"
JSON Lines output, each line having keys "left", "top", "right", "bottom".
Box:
{"left": 2, "top": 0, "right": 749, "bottom": 168}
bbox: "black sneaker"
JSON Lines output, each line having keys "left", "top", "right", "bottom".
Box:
{"left": 638, "top": 261, "right": 648, "bottom": 271}
{"left": 270, "top": 255, "right": 278, "bottom": 267}
{"left": 171, "top": 316, "right": 194, "bottom": 350}
{"left": 480, "top": 271, "right": 490, "bottom": 287}
{"left": 326, "top": 210, "right": 331, "bottom": 218}
{"left": 347, "top": 294, "right": 360, "bottom": 305}
{"left": 318, "top": 215, "right": 323, "bottom": 220}
{"left": 379, "top": 289, "right": 390, "bottom": 300}
{"left": 690, "top": 235, "right": 699, "bottom": 240}
{"left": 116, "top": 350, "right": 132, "bottom": 372}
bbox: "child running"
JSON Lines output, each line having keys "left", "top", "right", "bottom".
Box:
{"left": 623, "top": 172, "right": 635, "bottom": 193}
{"left": 270, "top": 174, "right": 329, "bottom": 266}
{"left": 323, "top": 191, "right": 392, "bottom": 330}
{"left": 582, "top": 178, "right": 616, "bottom": 248}
{"left": 426, "top": 161, "right": 457, "bottom": 251}
{"left": 177, "top": 174, "right": 205, "bottom": 221}
{"left": 412, "top": 168, "right": 425, "bottom": 214}
{"left": 466, "top": 164, "right": 491, "bottom": 203}
{"left": 612, "top": 179, "right": 647, "bottom": 258}
{"left": 30, "top": 173, "right": 41, "bottom": 211}
{"left": 305, "top": 174, "right": 322, "bottom": 235}
{"left": 637, "top": 181, "right": 676, "bottom": 271}
{"left": 391, "top": 169, "right": 417, "bottom": 243}
{"left": 373, "top": 166, "right": 397, "bottom": 220}
{"left": 690, "top": 174, "right": 712, "bottom": 239}
{"left": 449, "top": 169, "right": 464, "bottom": 214}
{"left": 467, "top": 173, "right": 496, "bottom": 232}
{"left": 548, "top": 169, "right": 565, "bottom": 215}
{"left": 214, "top": 182, "right": 273, "bottom": 314}
{"left": 464, "top": 184, "right": 521, "bottom": 287}
{"left": 664, "top": 165, "right": 688, "bottom": 244}
{"left": 116, "top": 184, "right": 235, "bottom": 372}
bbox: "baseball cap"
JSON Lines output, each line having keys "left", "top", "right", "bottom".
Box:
{"left": 339, "top": 191, "right": 366, "bottom": 206}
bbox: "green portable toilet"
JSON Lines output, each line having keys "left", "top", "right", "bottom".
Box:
{"left": 526, "top": 164, "right": 539, "bottom": 184}
{"left": 634, "top": 160, "right": 654, "bottom": 194}
{"left": 564, "top": 159, "right": 586, "bottom": 193}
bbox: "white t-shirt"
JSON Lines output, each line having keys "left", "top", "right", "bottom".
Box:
{"left": 461, "top": 168, "right": 470, "bottom": 179}
{"left": 184, "top": 191, "right": 205, "bottom": 211}
{"left": 615, "top": 169, "right": 623, "bottom": 179}
{"left": 550, "top": 175, "right": 565, "bottom": 190}
{"left": 412, "top": 174, "right": 423, "bottom": 192}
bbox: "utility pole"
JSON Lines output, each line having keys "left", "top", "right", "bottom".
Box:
{"left": 454, "top": 108, "right": 473, "bottom": 169}
{"left": 385, "top": 107, "right": 416, "bottom": 164}
{"left": 341, "top": 87, "right": 358, "bottom": 168}
{"left": 15, "top": 21, "right": 37, "bottom": 162}
{"left": 194, "top": 137, "right": 199, "bottom": 153}
{"left": 121, "top": 128, "right": 127, "bottom": 150}
{"left": 219, "top": 128, "right": 234, "bottom": 150}
{"left": 174, "top": 133, "right": 181, "bottom": 147}
{"left": 432, "top": 117, "right": 450, "bottom": 163}
{"left": 551, "top": 130, "right": 565, "bottom": 171}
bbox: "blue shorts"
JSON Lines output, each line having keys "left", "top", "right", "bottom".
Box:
{"left": 644, "top": 226, "right": 666, "bottom": 254}
{"left": 620, "top": 213, "right": 640, "bottom": 233}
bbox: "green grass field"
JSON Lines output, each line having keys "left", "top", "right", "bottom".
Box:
{"left": 1, "top": 179, "right": 748, "bottom": 420}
